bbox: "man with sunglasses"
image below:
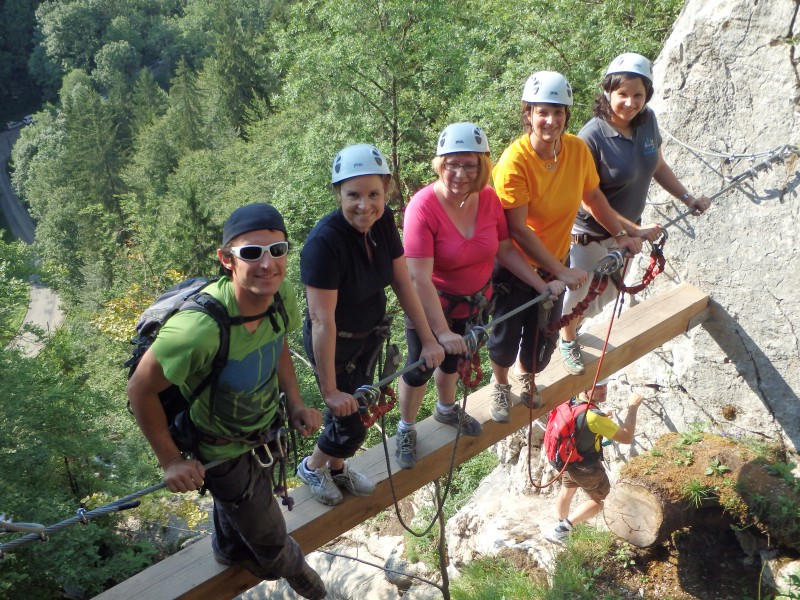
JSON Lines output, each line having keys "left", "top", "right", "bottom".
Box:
{"left": 128, "top": 203, "right": 326, "bottom": 599}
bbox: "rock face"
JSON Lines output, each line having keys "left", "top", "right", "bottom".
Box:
{"left": 641, "top": 0, "right": 800, "bottom": 457}
{"left": 449, "top": 0, "right": 800, "bottom": 586}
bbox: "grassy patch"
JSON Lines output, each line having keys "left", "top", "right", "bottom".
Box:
{"left": 450, "top": 556, "right": 542, "bottom": 600}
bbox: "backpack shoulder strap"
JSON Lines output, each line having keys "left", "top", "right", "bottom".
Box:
{"left": 178, "top": 292, "right": 231, "bottom": 425}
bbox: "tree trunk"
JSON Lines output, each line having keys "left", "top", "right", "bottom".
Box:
{"left": 604, "top": 479, "right": 697, "bottom": 547}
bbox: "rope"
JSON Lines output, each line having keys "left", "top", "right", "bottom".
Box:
{"left": 0, "top": 459, "right": 225, "bottom": 557}
{"left": 317, "top": 548, "right": 445, "bottom": 594}
{"left": 527, "top": 259, "right": 631, "bottom": 490}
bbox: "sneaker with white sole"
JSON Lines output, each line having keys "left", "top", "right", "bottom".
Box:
{"left": 297, "top": 457, "right": 343, "bottom": 506}
{"left": 395, "top": 428, "right": 417, "bottom": 469}
{"left": 331, "top": 460, "right": 375, "bottom": 496}
{"left": 490, "top": 383, "right": 512, "bottom": 422}
{"left": 545, "top": 519, "right": 573, "bottom": 544}
{"left": 433, "top": 404, "right": 482, "bottom": 436}
{"left": 560, "top": 339, "right": 585, "bottom": 375}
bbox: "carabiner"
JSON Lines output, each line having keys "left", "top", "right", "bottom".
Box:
{"left": 251, "top": 444, "right": 274, "bottom": 469}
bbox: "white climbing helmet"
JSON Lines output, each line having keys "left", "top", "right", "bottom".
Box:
{"left": 331, "top": 144, "right": 391, "bottom": 184}
{"left": 605, "top": 53, "right": 653, "bottom": 82}
{"left": 436, "top": 122, "right": 490, "bottom": 155}
{"left": 521, "top": 71, "right": 573, "bottom": 106}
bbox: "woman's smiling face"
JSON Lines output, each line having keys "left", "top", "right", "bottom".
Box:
{"left": 337, "top": 174, "right": 387, "bottom": 233}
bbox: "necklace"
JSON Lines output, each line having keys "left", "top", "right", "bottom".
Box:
{"left": 532, "top": 139, "right": 560, "bottom": 170}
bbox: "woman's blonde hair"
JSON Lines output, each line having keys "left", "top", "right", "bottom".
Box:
{"left": 431, "top": 152, "right": 493, "bottom": 194}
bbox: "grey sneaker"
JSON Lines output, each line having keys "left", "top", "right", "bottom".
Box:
{"left": 285, "top": 560, "right": 327, "bottom": 600}
{"left": 297, "top": 458, "right": 343, "bottom": 506}
{"left": 490, "top": 383, "right": 512, "bottom": 422}
{"left": 331, "top": 460, "right": 375, "bottom": 496}
{"left": 545, "top": 519, "right": 572, "bottom": 545}
{"left": 560, "top": 339, "right": 585, "bottom": 375}
{"left": 433, "top": 404, "right": 482, "bottom": 436}
{"left": 395, "top": 428, "right": 417, "bottom": 469}
{"left": 516, "top": 371, "right": 542, "bottom": 409}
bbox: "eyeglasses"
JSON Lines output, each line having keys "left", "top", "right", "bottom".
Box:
{"left": 443, "top": 162, "right": 479, "bottom": 174}
{"left": 230, "top": 241, "right": 289, "bottom": 261}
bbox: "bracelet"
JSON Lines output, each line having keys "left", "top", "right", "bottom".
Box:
{"left": 614, "top": 229, "right": 627, "bottom": 239}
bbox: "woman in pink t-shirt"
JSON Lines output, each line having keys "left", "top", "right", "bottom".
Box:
{"left": 395, "top": 122, "right": 565, "bottom": 470}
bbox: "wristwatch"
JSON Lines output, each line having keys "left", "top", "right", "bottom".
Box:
{"left": 614, "top": 229, "right": 627, "bottom": 239}
{"left": 681, "top": 192, "right": 693, "bottom": 202}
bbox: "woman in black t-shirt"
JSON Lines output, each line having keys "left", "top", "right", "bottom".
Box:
{"left": 297, "top": 143, "right": 444, "bottom": 506}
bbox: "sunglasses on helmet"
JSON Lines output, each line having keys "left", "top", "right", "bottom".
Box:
{"left": 230, "top": 241, "right": 289, "bottom": 261}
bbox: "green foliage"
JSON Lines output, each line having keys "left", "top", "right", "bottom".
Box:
{"left": 682, "top": 479, "right": 717, "bottom": 508}
{"left": 612, "top": 542, "right": 636, "bottom": 569}
{"left": 450, "top": 556, "right": 542, "bottom": 600}
{"left": 547, "top": 526, "right": 615, "bottom": 600}
{"left": 0, "top": 240, "right": 35, "bottom": 344}
{"left": 705, "top": 458, "right": 732, "bottom": 477}
{"left": 765, "top": 461, "right": 800, "bottom": 493}
{"left": 0, "top": 329, "right": 159, "bottom": 598}
{"left": 672, "top": 449, "right": 694, "bottom": 467}
{"left": 675, "top": 430, "right": 704, "bottom": 446}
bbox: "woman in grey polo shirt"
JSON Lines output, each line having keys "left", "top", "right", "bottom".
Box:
{"left": 559, "top": 53, "right": 712, "bottom": 375}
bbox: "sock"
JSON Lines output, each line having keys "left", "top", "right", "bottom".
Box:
{"left": 398, "top": 419, "right": 416, "bottom": 432}
{"left": 562, "top": 518, "right": 573, "bottom": 529}
{"left": 437, "top": 401, "right": 455, "bottom": 414}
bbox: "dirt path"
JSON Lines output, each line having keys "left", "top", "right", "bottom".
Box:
{"left": 1, "top": 128, "right": 64, "bottom": 356}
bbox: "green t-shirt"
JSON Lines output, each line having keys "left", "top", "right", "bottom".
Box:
{"left": 150, "top": 277, "right": 301, "bottom": 461}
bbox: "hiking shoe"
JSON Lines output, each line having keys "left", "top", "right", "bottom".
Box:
{"left": 560, "top": 340, "right": 585, "bottom": 375}
{"left": 515, "top": 371, "right": 542, "bottom": 409}
{"left": 490, "top": 383, "right": 512, "bottom": 422}
{"left": 297, "top": 458, "right": 343, "bottom": 506}
{"left": 545, "top": 519, "right": 572, "bottom": 545}
{"left": 285, "top": 560, "right": 327, "bottom": 600}
{"left": 434, "top": 404, "right": 482, "bottom": 436}
{"left": 395, "top": 428, "right": 417, "bottom": 469}
{"left": 331, "top": 460, "right": 375, "bottom": 497}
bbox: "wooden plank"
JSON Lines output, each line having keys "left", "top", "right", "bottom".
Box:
{"left": 95, "top": 283, "right": 709, "bottom": 600}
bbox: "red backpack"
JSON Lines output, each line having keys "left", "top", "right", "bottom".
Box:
{"left": 544, "top": 399, "right": 597, "bottom": 470}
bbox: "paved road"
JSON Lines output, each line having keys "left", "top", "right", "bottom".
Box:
{"left": 1, "top": 128, "right": 63, "bottom": 356}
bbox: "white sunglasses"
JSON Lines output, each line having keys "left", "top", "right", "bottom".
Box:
{"left": 230, "top": 242, "right": 289, "bottom": 261}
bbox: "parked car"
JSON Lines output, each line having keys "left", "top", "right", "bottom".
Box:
{"left": 5, "top": 121, "right": 23, "bottom": 130}
{"left": 22, "top": 115, "right": 33, "bottom": 125}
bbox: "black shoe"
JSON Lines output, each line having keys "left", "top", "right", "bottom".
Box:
{"left": 285, "top": 561, "right": 327, "bottom": 599}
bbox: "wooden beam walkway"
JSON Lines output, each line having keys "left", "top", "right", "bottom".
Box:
{"left": 95, "top": 283, "right": 709, "bottom": 600}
